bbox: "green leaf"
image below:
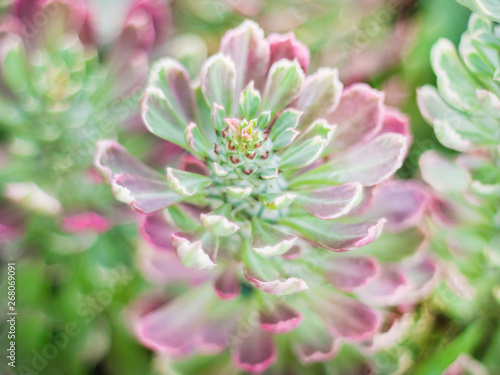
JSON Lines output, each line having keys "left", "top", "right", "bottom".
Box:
{"left": 257, "top": 110, "right": 271, "bottom": 129}
{"left": 279, "top": 120, "right": 334, "bottom": 170}
{"left": 184, "top": 122, "right": 209, "bottom": 157}
{"left": 431, "top": 39, "right": 483, "bottom": 112}
{"left": 212, "top": 104, "right": 226, "bottom": 132}
{"left": 166, "top": 168, "right": 212, "bottom": 197}
{"left": 201, "top": 53, "right": 236, "bottom": 113}
{"left": 251, "top": 217, "right": 297, "bottom": 257}
{"left": 167, "top": 205, "right": 200, "bottom": 231}
{"left": 239, "top": 82, "right": 261, "bottom": 119}
{"left": 270, "top": 109, "right": 301, "bottom": 139}
{"left": 270, "top": 109, "right": 302, "bottom": 150}
{"left": 258, "top": 193, "right": 297, "bottom": 210}
{"left": 242, "top": 240, "right": 307, "bottom": 295}
{"left": 172, "top": 228, "right": 218, "bottom": 270}
{"left": 226, "top": 186, "right": 253, "bottom": 199}
{"left": 261, "top": 60, "right": 304, "bottom": 116}
{"left": 417, "top": 85, "right": 496, "bottom": 151}
{"left": 457, "top": 0, "right": 500, "bottom": 22}
{"left": 200, "top": 204, "right": 240, "bottom": 237}
{"left": 273, "top": 128, "right": 300, "bottom": 150}
{"left": 141, "top": 87, "right": 190, "bottom": 149}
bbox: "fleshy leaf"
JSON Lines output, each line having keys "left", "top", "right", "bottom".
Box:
{"left": 220, "top": 20, "right": 270, "bottom": 107}
{"left": 243, "top": 242, "right": 307, "bottom": 295}
{"left": 402, "top": 258, "right": 439, "bottom": 304}
{"left": 431, "top": 39, "right": 482, "bottom": 112}
{"left": 270, "top": 109, "right": 301, "bottom": 140}
{"left": 279, "top": 216, "right": 385, "bottom": 251}
{"left": 260, "top": 302, "right": 303, "bottom": 333}
{"left": 113, "top": 174, "right": 182, "bottom": 214}
{"left": 457, "top": 0, "right": 500, "bottom": 22}
{"left": 291, "top": 310, "right": 339, "bottom": 364}
{"left": 142, "top": 59, "right": 197, "bottom": 148}
{"left": 261, "top": 59, "right": 304, "bottom": 116}
{"left": 167, "top": 204, "right": 201, "bottom": 231}
{"left": 380, "top": 107, "right": 412, "bottom": 144}
{"left": 214, "top": 264, "right": 241, "bottom": 300}
{"left": 140, "top": 212, "right": 174, "bottom": 251}
{"left": 279, "top": 120, "right": 335, "bottom": 170}
{"left": 135, "top": 286, "right": 212, "bottom": 356}
{"left": 184, "top": 122, "right": 209, "bottom": 157}
{"left": 95, "top": 140, "right": 163, "bottom": 181}
{"left": 294, "top": 182, "right": 363, "bottom": 220}
{"left": 141, "top": 87, "right": 189, "bottom": 149}
{"left": 419, "top": 151, "right": 468, "bottom": 193}
{"left": 268, "top": 32, "right": 310, "bottom": 73}
{"left": 323, "top": 256, "right": 379, "bottom": 292}
{"left": 200, "top": 204, "right": 240, "bottom": 237}
{"left": 272, "top": 128, "right": 300, "bottom": 150}
{"left": 417, "top": 85, "right": 494, "bottom": 151}
{"left": 212, "top": 104, "right": 226, "bottom": 132}
{"left": 291, "top": 133, "right": 407, "bottom": 187}
{"left": 356, "top": 267, "right": 409, "bottom": 306}
{"left": 270, "top": 109, "right": 301, "bottom": 149}
{"left": 226, "top": 186, "right": 253, "bottom": 199}
{"left": 212, "top": 162, "right": 230, "bottom": 177}
{"left": 201, "top": 53, "right": 236, "bottom": 112}
{"left": 232, "top": 327, "right": 277, "bottom": 373}
{"left": 94, "top": 140, "right": 184, "bottom": 214}
{"left": 327, "top": 83, "right": 384, "bottom": 150}
{"left": 257, "top": 110, "right": 271, "bottom": 129}
{"left": 198, "top": 301, "right": 241, "bottom": 353}
{"left": 361, "top": 180, "right": 428, "bottom": 232}
{"left": 316, "top": 291, "right": 383, "bottom": 342}
{"left": 258, "top": 193, "right": 297, "bottom": 210}
{"left": 239, "top": 82, "right": 261, "bottom": 119}
{"left": 457, "top": 154, "right": 500, "bottom": 194}
{"left": 172, "top": 228, "right": 218, "bottom": 270}
{"left": 260, "top": 168, "right": 279, "bottom": 180}
{"left": 296, "top": 67, "right": 343, "bottom": 130}
{"left": 251, "top": 217, "right": 297, "bottom": 257}
{"left": 166, "top": 167, "right": 212, "bottom": 197}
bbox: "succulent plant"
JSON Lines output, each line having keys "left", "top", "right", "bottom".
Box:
{"left": 94, "top": 20, "right": 433, "bottom": 372}
{"left": 417, "top": 9, "right": 500, "bottom": 373}
{"left": 0, "top": 0, "right": 171, "bottom": 195}
{"left": 457, "top": 0, "right": 500, "bottom": 22}
{"left": 96, "top": 20, "right": 410, "bottom": 280}
{"left": 417, "top": 11, "right": 500, "bottom": 295}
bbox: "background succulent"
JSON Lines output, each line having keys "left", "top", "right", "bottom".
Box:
{"left": 417, "top": 6, "right": 500, "bottom": 374}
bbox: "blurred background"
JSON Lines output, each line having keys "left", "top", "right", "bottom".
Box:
{"left": 0, "top": 0, "right": 472, "bottom": 374}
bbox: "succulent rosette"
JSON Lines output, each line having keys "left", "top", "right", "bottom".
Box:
{"left": 96, "top": 20, "right": 410, "bottom": 275}
{"left": 93, "top": 21, "right": 434, "bottom": 372}
{"left": 0, "top": 0, "right": 171, "bottom": 194}
{"left": 416, "top": 8, "right": 500, "bottom": 372}
{"left": 417, "top": 10, "right": 500, "bottom": 303}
